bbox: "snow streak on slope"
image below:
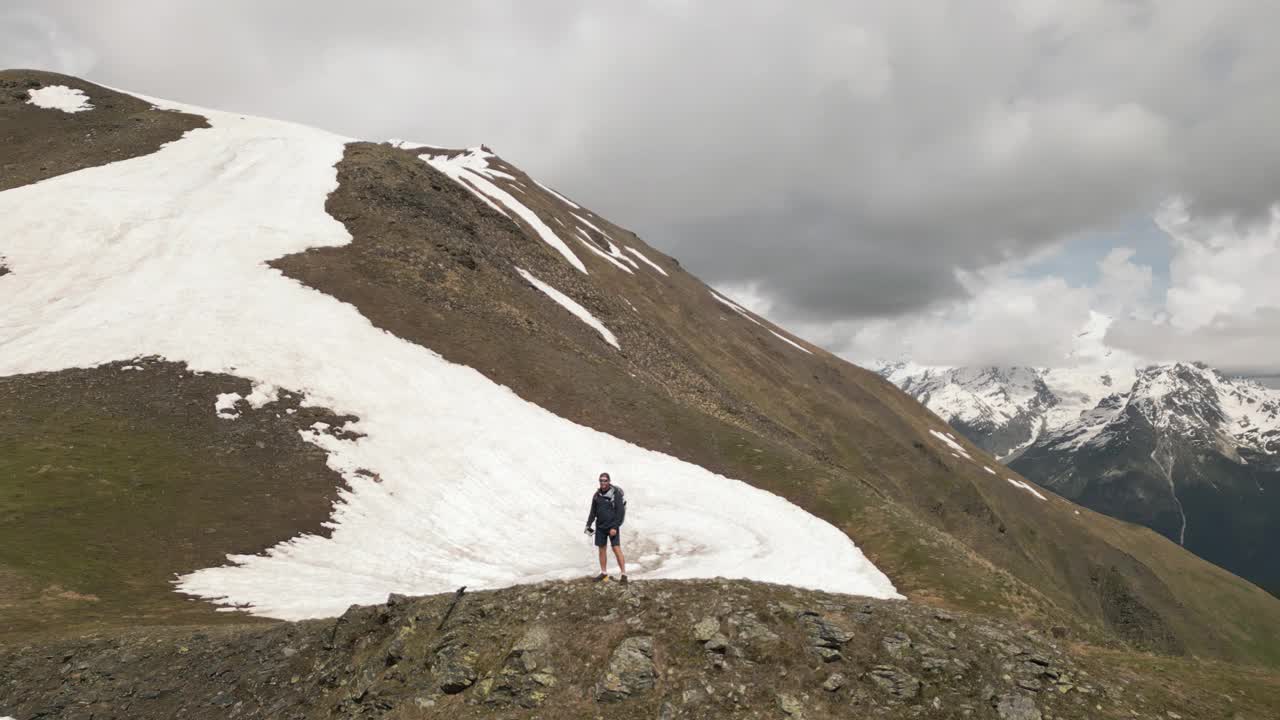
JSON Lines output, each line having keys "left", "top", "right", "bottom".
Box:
{"left": 1005, "top": 478, "right": 1047, "bottom": 501}
{"left": 929, "top": 429, "right": 972, "bottom": 460}
{"left": 421, "top": 148, "right": 587, "bottom": 274}
{"left": 573, "top": 228, "right": 634, "bottom": 274}
{"left": 625, "top": 246, "right": 669, "bottom": 276}
{"left": 0, "top": 95, "right": 898, "bottom": 620}
{"left": 26, "top": 85, "right": 93, "bottom": 113}
{"left": 572, "top": 216, "right": 641, "bottom": 272}
{"left": 710, "top": 291, "right": 814, "bottom": 355}
{"left": 515, "top": 267, "right": 619, "bottom": 349}
{"left": 532, "top": 178, "right": 580, "bottom": 209}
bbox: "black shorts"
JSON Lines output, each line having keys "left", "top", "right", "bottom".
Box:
{"left": 594, "top": 527, "right": 621, "bottom": 547}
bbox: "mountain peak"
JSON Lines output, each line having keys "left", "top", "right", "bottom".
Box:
{"left": 883, "top": 325, "right": 1280, "bottom": 597}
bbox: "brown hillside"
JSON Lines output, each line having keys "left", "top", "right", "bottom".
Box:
{"left": 275, "top": 140, "right": 1280, "bottom": 667}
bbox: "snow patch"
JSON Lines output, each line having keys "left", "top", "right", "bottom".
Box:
{"left": 26, "top": 85, "right": 93, "bottom": 113}
{"left": 767, "top": 328, "right": 813, "bottom": 355}
{"left": 532, "top": 179, "right": 580, "bottom": 209}
{"left": 575, "top": 224, "right": 639, "bottom": 271}
{"left": 711, "top": 290, "right": 814, "bottom": 355}
{"left": 574, "top": 230, "right": 634, "bottom": 274}
{"left": 625, "top": 246, "right": 669, "bottom": 276}
{"left": 215, "top": 392, "right": 242, "bottom": 419}
{"left": 422, "top": 149, "right": 586, "bottom": 273}
{"left": 983, "top": 466, "right": 997, "bottom": 475}
{"left": 0, "top": 88, "right": 899, "bottom": 621}
{"left": 387, "top": 138, "right": 436, "bottom": 151}
{"left": 246, "top": 382, "right": 279, "bottom": 408}
{"left": 516, "top": 267, "right": 619, "bottom": 349}
{"left": 929, "top": 429, "right": 972, "bottom": 460}
{"left": 1006, "top": 477, "right": 1047, "bottom": 501}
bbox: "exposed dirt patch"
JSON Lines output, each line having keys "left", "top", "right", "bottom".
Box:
{"left": 0, "top": 357, "right": 354, "bottom": 638}
{"left": 0, "top": 69, "right": 206, "bottom": 191}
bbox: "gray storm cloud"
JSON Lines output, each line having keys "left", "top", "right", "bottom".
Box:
{"left": 3, "top": 1, "right": 1280, "bottom": 366}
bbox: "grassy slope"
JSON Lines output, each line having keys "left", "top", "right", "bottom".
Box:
{"left": 0, "top": 360, "right": 351, "bottom": 639}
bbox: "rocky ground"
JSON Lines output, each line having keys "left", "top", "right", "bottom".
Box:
{"left": 4, "top": 579, "right": 1273, "bottom": 719}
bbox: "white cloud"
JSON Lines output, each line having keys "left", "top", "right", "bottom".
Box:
{"left": 1095, "top": 246, "right": 1155, "bottom": 316}
{"left": 840, "top": 267, "right": 1095, "bottom": 368}
{"left": 834, "top": 242, "right": 1165, "bottom": 368}
{"left": 1108, "top": 204, "right": 1280, "bottom": 374}
{"left": 5, "top": 1, "right": 1280, "bottom": 371}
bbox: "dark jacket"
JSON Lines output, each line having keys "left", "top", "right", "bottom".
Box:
{"left": 586, "top": 485, "right": 626, "bottom": 530}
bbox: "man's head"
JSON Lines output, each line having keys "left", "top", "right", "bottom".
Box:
{"left": 598, "top": 472, "right": 611, "bottom": 489}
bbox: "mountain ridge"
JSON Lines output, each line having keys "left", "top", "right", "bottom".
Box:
{"left": 3, "top": 71, "right": 1280, "bottom": 719}
{"left": 881, "top": 319, "right": 1280, "bottom": 598}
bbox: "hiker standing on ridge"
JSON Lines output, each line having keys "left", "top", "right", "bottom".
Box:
{"left": 584, "top": 471, "right": 627, "bottom": 583}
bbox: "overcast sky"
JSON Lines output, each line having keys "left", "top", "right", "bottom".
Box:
{"left": 5, "top": 1, "right": 1280, "bottom": 373}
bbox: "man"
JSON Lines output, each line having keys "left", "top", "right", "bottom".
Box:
{"left": 584, "top": 471, "right": 627, "bottom": 583}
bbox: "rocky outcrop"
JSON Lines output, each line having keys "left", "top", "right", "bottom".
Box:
{"left": 477, "top": 625, "right": 557, "bottom": 708}
{"left": 1, "top": 578, "right": 1251, "bottom": 719}
{"left": 595, "top": 636, "right": 657, "bottom": 702}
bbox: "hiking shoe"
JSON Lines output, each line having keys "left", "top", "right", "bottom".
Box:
{"left": 619, "top": 575, "right": 629, "bottom": 585}
{"left": 592, "top": 573, "right": 609, "bottom": 582}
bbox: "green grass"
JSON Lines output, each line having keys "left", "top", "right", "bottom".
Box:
{"left": 0, "top": 363, "right": 344, "bottom": 639}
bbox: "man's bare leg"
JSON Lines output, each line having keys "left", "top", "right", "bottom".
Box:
{"left": 612, "top": 545, "right": 627, "bottom": 576}
{"left": 598, "top": 545, "right": 608, "bottom": 574}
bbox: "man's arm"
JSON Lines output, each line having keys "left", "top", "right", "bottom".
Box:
{"left": 586, "top": 496, "right": 597, "bottom": 529}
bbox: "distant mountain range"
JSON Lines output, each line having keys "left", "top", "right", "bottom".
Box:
{"left": 880, "top": 314, "right": 1280, "bottom": 597}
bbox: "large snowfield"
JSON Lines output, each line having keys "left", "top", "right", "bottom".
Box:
{"left": 0, "top": 92, "right": 899, "bottom": 620}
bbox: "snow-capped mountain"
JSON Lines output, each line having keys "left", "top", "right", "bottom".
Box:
{"left": 879, "top": 312, "right": 1138, "bottom": 460}
{"left": 881, "top": 318, "right": 1280, "bottom": 597}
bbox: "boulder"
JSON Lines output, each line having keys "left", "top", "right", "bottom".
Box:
{"left": 436, "top": 661, "right": 476, "bottom": 694}
{"left": 776, "top": 692, "right": 806, "bottom": 717}
{"left": 868, "top": 665, "right": 921, "bottom": 700}
{"left": 596, "top": 636, "right": 657, "bottom": 702}
{"left": 693, "top": 617, "right": 720, "bottom": 643}
{"left": 882, "top": 631, "right": 912, "bottom": 658}
{"left": 705, "top": 633, "right": 729, "bottom": 654}
{"left": 801, "top": 614, "right": 854, "bottom": 649}
{"left": 996, "top": 693, "right": 1042, "bottom": 720}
